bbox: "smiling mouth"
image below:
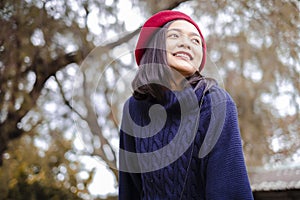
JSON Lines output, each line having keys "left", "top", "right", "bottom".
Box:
{"left": 173, "top": 52, "right": 192, "bottom": 60}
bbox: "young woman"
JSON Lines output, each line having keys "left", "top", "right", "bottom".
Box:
{"left": 119, "top": 10, "right": 254, "bottom": 200}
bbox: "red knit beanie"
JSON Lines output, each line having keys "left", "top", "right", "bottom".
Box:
{"left": 135, "top": 10, "right": 206, "bottom": 71}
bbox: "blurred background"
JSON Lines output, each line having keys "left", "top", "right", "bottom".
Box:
{"left": 0, "top": 0, "right": 299, "bottom": 199}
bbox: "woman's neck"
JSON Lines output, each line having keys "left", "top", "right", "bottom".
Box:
{"left": 169, "top": 72, "right": 182, "bottom": 90}
{"left": 170, "top": 70, "right": 193, "bottom": 91}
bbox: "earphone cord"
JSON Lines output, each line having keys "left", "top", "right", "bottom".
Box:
{"left": 179, "top": 86, "right": 207, "bottom": 200}
{"left": 179, "top": 135, "right": 196, "bottom": 200}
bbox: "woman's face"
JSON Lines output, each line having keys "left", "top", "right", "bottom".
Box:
{"left": 166, "top": 20, "right": 203, "bottom": 77}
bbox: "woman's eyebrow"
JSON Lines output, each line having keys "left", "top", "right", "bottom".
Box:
{"left": 167, "top": 28, "right": 200, "bottom": 37}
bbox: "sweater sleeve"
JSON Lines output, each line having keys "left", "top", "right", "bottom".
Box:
{"left": 204, "top": 93, "right": 254, "bottom": 200}
{"left": 118, "top": 99, "right": 142, "bottom": 200}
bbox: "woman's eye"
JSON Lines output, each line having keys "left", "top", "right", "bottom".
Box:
{"left": 192, "top": 38, "right": 201, "bottom": 45}
{"left": 168, "top": 33, "right": 179, "bottom": 38}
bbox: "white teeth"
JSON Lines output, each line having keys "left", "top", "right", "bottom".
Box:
{"left": 175, "top": 53, "right": 190, "bottom": 60}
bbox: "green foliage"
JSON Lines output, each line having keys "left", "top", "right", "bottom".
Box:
{"left": 6, "top": 180, "right": 82, "bottom": 200}
{"left": 0, "top": 133, "right": 87, "bottom": 200}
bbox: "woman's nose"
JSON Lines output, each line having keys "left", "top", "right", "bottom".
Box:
{"left": 178, "top": 35, "right": 191, "bottom": 49}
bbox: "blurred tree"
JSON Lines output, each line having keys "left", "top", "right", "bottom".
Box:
{"left": 0, "top": 129, "right": 87, "bottom": 199}
{"left": 0, "top": 0, "right": 299, "bottom": 199}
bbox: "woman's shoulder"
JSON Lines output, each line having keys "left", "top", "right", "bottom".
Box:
{"left": 124, "top": 95, "right": 148, "bottom": 105}
{"left": 209, "top": 85, "right": 235, "bottom": 103}
{"left": 123, "top": 95, "right": 153, "bottom": 115}
{"left": 197, "top": 83, "right": 236, "bottom": 109}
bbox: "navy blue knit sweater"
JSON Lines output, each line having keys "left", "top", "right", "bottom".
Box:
{"left": 119, "top": 84, "right": 254, "bottom": 200}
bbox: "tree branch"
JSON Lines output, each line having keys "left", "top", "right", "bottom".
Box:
{"left": 54, "top": 75, "right": 85, "bottom": 120}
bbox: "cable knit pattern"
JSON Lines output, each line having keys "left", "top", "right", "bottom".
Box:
{"left": 119, "top": 84, "right": 254, "bottom": 200}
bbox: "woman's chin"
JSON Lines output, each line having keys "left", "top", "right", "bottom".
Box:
{"left": 174, "top": 67, "right": 197, "bottom": 77}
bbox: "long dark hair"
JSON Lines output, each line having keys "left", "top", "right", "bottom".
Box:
{"left": 132, "top": 21, "right": 216, "bottom": 102}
